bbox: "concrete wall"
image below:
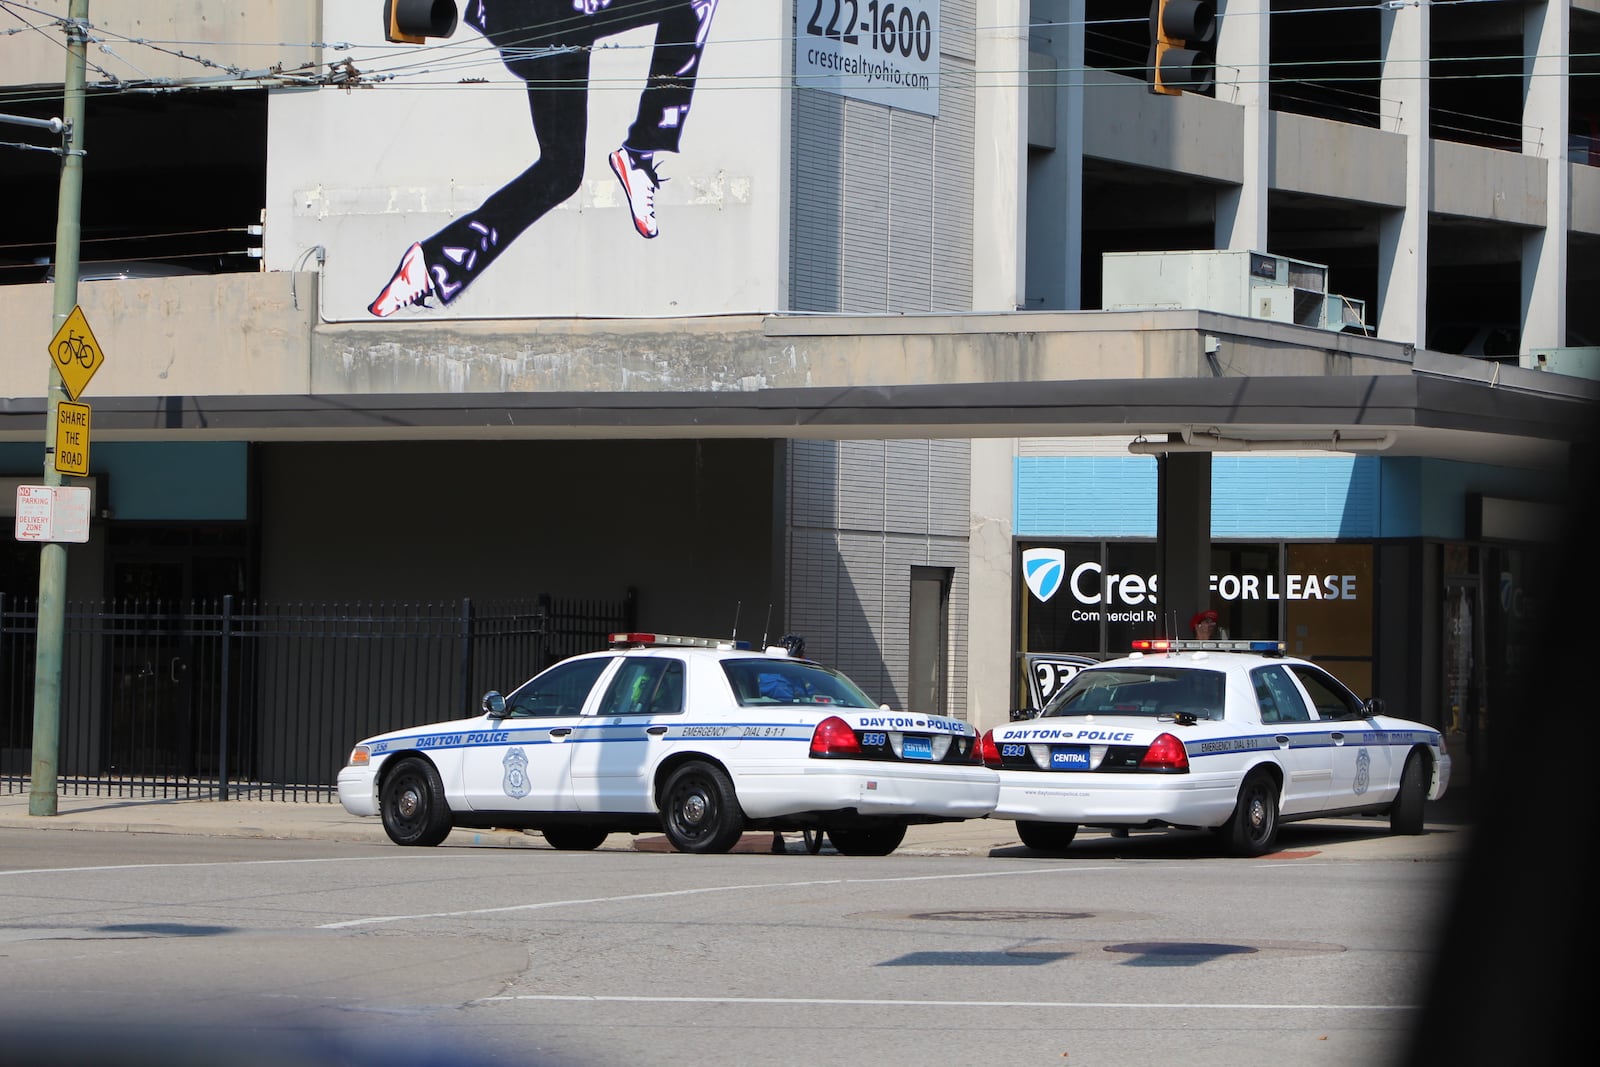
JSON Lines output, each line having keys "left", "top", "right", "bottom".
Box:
{"left": 268, "top": 3, "right": 787, "bottom": 321}
{"left": 0, "top": 273, "right": 1421, "bottom": 418}
{"left": 0, "top": 1, "right": 319, "bottom": 85}
{"left": 1572, "top": 162, "right": 1600, "bottom": 236}
{"left": 1270, "top": 112, "right": 1406, "bottom": 208}
{"left": 1431, "top": 142, "right": 1548, "bottom": 225}
{"left": 0, "top": 274, "right": 314, "bottom": 400}
{"left": 1082, "top": 72, "right": 1243, "bottom": 185}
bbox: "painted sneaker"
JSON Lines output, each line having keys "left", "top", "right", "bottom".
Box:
{"left": 368, "top": 242, "right": 434, "bottom": 317}
{"left": 608, "top": 146, "right": 662, "bottom": 239}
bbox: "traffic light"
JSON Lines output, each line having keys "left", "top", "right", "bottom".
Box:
{"left": 384, "top": 0, "right": 459, "bottom": 45}
{"left": 1148, "top": 0, "right": 1216, "bottom": 96}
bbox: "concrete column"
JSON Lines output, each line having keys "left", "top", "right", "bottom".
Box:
{"left": 974, "top": 0, "right": 1030, "bottom": 311}
{"left": 1157, "top": 448, "right": 1212, "bottom": 637}
{"left": 1377, "top": 0, "right": 1430, "bottom": 346}
{"left": 1215, "top": 0, "right": 1269, "bottom": 251}
{"left": 1023, "top": 0, "right": 1085, "bottom": 310}
{"left": 1521, "top": 0, "right": 1568, "bottom": 352}
{"left": 967, "top": 436, "right": 1017, "bottom": 733}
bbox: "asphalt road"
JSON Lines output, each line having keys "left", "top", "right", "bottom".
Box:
{"left": 0, "top": 824, "right": 1462, "bottom": 1067}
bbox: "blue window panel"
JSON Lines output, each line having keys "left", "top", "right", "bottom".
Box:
{"left": 1016, "top": 456, "right": 1157, "bottom": 537}
{"left": 1212, "top": 456, "right": 1379, "bottom": 538}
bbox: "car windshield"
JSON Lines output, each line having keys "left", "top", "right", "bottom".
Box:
{"left": 721, "top": 659, "right": 877, "bottom": 708}
{"left": 1041, "top": 667, "right": 1226, "bottom": 720}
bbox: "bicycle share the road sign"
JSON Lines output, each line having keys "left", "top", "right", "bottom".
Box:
{"left": 48, "top": 305, "right": 104, "bottom": 401}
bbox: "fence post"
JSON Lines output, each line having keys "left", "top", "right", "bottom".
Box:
{"left": 218, "top": 594, "right": 233, "bottom": 801}
{"left": 459, "top": 598, "right": 475, "bottom": 716}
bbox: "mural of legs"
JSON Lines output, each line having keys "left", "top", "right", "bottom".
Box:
{"left": 368, "top": 0, "right": 719, "bottom": 316}
{"left": 609, "top": 0, "right": 719, "bottom": 239}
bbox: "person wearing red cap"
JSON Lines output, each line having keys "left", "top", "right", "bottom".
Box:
{"left": 1190, "top": 609, "right": 1221, "bottom": 639}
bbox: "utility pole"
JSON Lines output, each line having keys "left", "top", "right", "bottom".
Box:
{"left": 28, "top": 0, "right": 89, "bottom": 817}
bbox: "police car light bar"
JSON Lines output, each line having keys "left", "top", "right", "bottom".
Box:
{"left": 1132, "top": 638, "right": 1285, "bottom": 655}
{"left": 609, "top": 632, "right": 752, "bottom": 651}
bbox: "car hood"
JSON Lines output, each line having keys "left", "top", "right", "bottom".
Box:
{"left": 358, "top": 713, "right": 493, "bottom": 749}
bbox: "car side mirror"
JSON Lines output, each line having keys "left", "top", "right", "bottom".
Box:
{"left": 1361, "top": 697, "right": 1384, "bottom": 718}
{"left": 483, "top": 691, "right": 508, "bottom": 718}
{"left": 1010, "top": 707, "right": 1041, "bottom": 722}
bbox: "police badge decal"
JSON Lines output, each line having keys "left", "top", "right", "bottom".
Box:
{"left": 503, "top": 746, "right": 531, "bottom": 798}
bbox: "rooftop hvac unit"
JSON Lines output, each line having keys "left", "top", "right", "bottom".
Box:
{"left": 1102, "top": 249, "right": 1356, "bottom": 332}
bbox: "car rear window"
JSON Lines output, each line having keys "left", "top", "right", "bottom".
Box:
{"left": 721, "top": 659, "right": 876, "bottom": 708}
{"left": 1042, "top": 667, "right": 1225, "bottom": 720}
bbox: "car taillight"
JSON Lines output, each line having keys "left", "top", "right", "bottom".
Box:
{"left": 1139, "top": 733, "right": 1189, "bottom": 771}
{"left": 978, "top": 729, "right": 1002, "bottom": 768}
{"left": 810, "top": 716, "right": 862, "bottom": 757}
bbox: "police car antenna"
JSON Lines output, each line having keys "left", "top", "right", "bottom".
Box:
{"left": 760, "top": 602, "right": 773, "bottom": 648}
{"left": 730, "top": 601, "right": 741, "bottom": 641}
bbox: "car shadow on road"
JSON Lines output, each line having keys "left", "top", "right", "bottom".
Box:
{"left": 986, "top": 796, "right": 1473, "bottom": 861}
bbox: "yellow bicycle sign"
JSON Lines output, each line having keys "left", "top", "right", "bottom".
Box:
{"left": 48, "top": 305, "right": 104, "bottom": 401}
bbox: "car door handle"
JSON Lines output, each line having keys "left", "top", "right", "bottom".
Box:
{"left": 1275, "top": 735, "right": 1290, "bottom": 747}
{"left": 548, "top": 728, "right": 572, "bottom": 739}
{"left": 647, "top": 726, "right": 669, "bottom": 736}
{"left": 1330, "top": 732, "right": 1346, "bottom": 745}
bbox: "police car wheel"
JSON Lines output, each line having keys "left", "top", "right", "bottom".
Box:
{"left": 542, "top": 827, "right": 610, "bottom": 851}
{"left": 1219, "top": 770, "right": 1279, "bottom": 857}
{"left": 1016, "top": 820, "right": 1078, "bottom": 853}
{"left": 380, "top": 757, "right": 453, "bottom": 847}
{"left": 1390, "top": 754, "right": 1427, "bottom": 836}
{"left": 660, "top": 762, "right": 746, "bottom": 854}
{"left": 827, "top": 823, "right": 907, "bottom": 857}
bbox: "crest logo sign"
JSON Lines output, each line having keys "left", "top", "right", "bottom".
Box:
{"left": 1022, "top": 548, "right": 1067, "bottom": 602}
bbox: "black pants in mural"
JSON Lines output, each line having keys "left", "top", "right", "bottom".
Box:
{"left": 419, "top": 0, "right": 717, "bottom": 305}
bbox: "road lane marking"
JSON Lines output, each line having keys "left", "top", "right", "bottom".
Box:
{"left": 481, "top": 994, "right": 1417, "bottom": 1011}
{"left": 317, "top": 865, "right": 1129, "bottom": 929}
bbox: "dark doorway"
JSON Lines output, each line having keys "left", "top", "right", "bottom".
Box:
{"left": 104, "top": 526, "right": 251, "bottom": 777}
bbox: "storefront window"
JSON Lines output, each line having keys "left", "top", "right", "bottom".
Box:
{"left": 1284, "top": 543, "right": 1374, "bottom": 697}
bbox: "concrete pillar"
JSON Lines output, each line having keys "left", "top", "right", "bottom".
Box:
{"left": 1215, "top": 0, "right": 1269, "bottom": 251}
{"left": 1521, "top": 0, "right": 1568, "bottom": 352}
{"left": 1377, "top": 0, "right": 1430, "bottom": 346}
{"left": 1024, "top": 0, "right": 1085, "bottom": 310}
{"left": 974, "top": 0, "right": 1030, "bottom": 311}
{"left": 1157, "top": 448, "right": 1212, "bottom": 637}
{"left": 968, "top": 436, "right": 1018, "bottom": 733}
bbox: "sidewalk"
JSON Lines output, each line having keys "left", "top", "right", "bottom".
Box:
{"left": 0, "top": 787, "right": 1475, "bottom": 859}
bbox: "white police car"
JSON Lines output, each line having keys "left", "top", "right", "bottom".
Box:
{"left": 978, "top": 639, "right": 1451, "bottom": 856}
{"left": 338, "top": 633, "right": 999, "bottom": 855}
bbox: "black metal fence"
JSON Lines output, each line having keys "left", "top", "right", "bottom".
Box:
{"left": 0, "top": 590, "right": 635, "bottom": 802}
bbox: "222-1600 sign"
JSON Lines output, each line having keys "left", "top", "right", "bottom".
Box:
{"left": 805, "top": 0, "right": 934, "bottom": 61}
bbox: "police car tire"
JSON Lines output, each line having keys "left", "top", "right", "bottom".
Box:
{"left": 1015, "top": 820, "right": 1078, "bottom": 853}
{"left": 827, "top": 823, "right": 908, "bottom": 856}
{"left": 1219, "top": 770, "right": 1279, "bottom": 857}
{"left": 1390, "top": 754, "right": 1427, "bottom": 836}
{"left": 380, "top": 757, "right": 453, "bottom": 847}
{"left": 542, "top": 827, "right": 610, "bottom": 851}
{"left": 660, "top": 761, "right": 746, "bottom": 854}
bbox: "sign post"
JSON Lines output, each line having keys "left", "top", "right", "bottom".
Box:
{"left": 27, "top": 0, "right": 89, "bottom": 818}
